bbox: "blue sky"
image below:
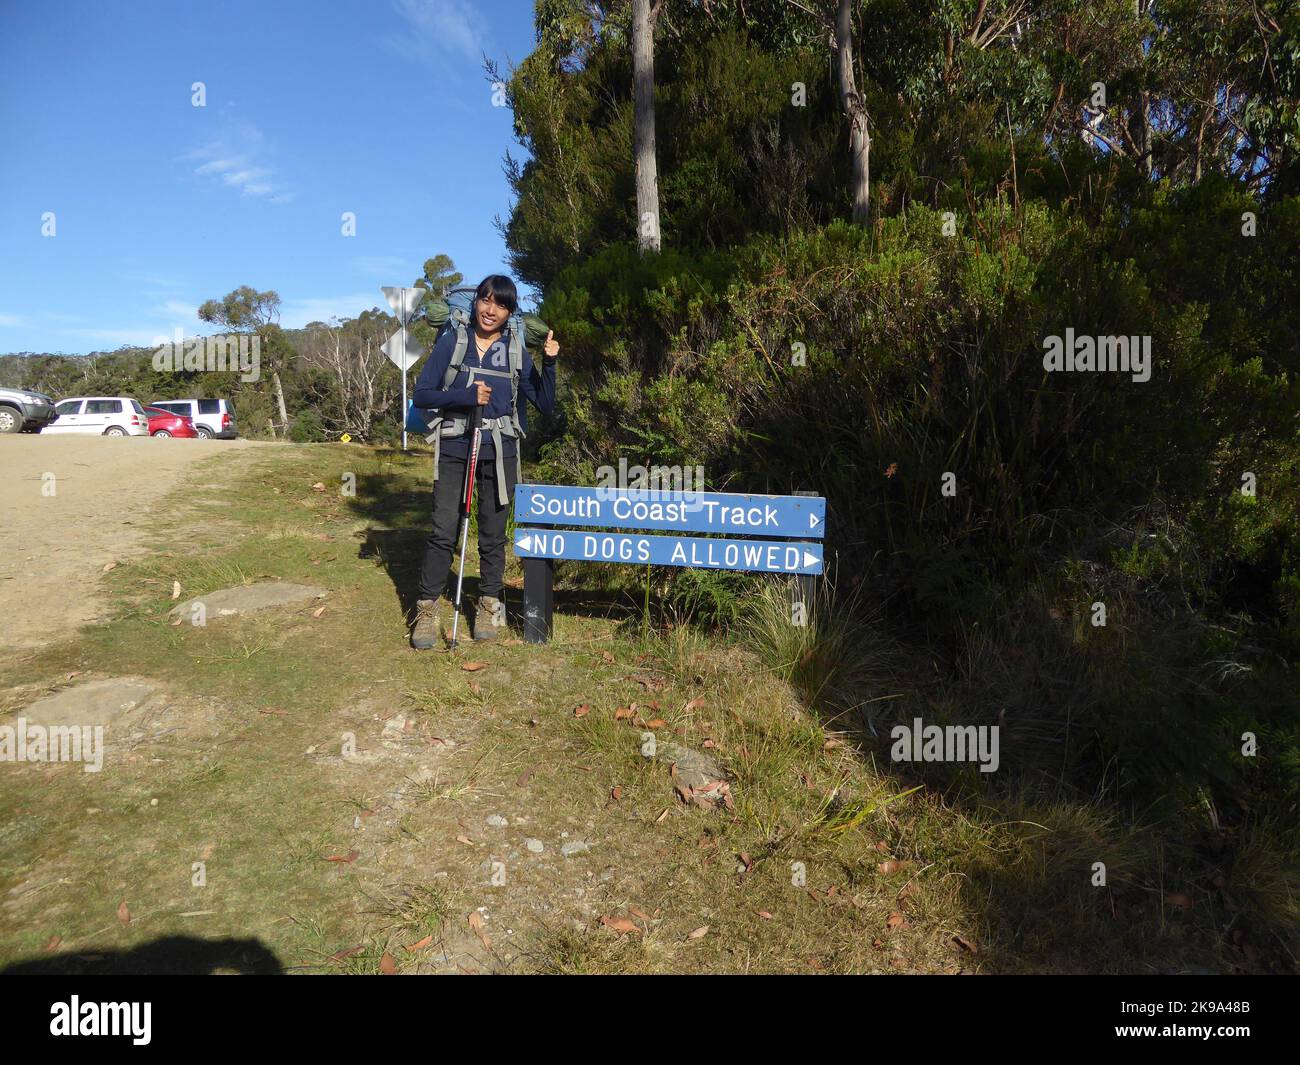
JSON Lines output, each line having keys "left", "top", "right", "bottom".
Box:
{"left": 0, "top": 0, "right": 538, "bottom": 355}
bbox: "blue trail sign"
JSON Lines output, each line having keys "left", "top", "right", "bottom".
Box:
{"left": 514, "top": 529, "right": 823, "bottom": 575}
{"left": 514, "top": 484, "right": 825, "bottom": 539}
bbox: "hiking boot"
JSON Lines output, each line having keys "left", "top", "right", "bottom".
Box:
{"left": 410, "top": 598, "right": 441, "bottom": 650}
{"left": 474, "top": 595, "right": 506, "bottom": 641}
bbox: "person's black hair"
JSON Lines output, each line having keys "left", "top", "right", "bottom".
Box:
{"left": 474, "top": 274, "right": 518, "bottom": 317}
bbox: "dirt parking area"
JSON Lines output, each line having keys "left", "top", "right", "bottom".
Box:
{"left": 0, "top": 434, "right": 267, "bottom": 657}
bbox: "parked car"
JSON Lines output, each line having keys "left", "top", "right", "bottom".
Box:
{"left": 43, "top": 397, "right": 151, "bottom": 436}
{"left": 148, "top": 398, "right": 237, "bottom": 439}
{"left": 0, "top": 386, "right": 57, "bottom": 433}
{"left": 144, "top": 406, "right": 198, "bottom": 438}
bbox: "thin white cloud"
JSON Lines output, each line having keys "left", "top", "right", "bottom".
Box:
{"left": 60, "top": 326, "right": 210, "bottom": 349}
{"left": 353, "top": 255, "right": 419, "bottom": 279}
{"left": 151, "top": 299, "right": 200, "bottom": 320}
{"left": 378, "top": 0, "right": 484, "bottom": 64}
{"left": 0, "top": 312, "right": 30, "bottom": 328}
{"left": 186, "top": 116, "right": 292, "bottom": 202}
{"left": 279, "top": 293, "right": 385, "bottom": 329}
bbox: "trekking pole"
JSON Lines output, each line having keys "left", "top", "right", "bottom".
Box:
{"left": 449, "top": 403, "right": 484, "bottom": 651}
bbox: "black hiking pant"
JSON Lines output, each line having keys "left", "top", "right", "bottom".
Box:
{"left": 418, "top": 451, "right": 517, "bottom": 603}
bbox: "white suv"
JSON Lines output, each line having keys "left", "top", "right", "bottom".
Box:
{"left": 149, "top": 398, "right": 238, "bottom": 439}
{"left": 45, "top": 397, "right": 150, "bottom": 436}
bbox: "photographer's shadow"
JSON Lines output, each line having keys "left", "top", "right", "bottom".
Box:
{"left": 1, "top": 935, "right": 283, "bottom": 975}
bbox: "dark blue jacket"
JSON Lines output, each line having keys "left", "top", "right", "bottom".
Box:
{"left": 411, "top": 321, "right": 557, "bottom": 459}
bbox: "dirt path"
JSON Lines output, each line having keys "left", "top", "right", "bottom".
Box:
{"left": 0, "top": 435, "right": 268, "bottom": 657}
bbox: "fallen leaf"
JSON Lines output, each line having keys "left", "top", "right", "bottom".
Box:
{"left": 515, "top": 764, "right": 541, "bottom": 787}
{"left": 886, "top": 911, "right": 910, "bottom": 930}
{"left": 44, "top": 935, "right": 62, "bottom": 952}
{"left": 467, "top": 680, "right": 482, "bottom": 695}
{"left": 683, "top": 697, "right": 705, "bottom": 713}
{"left": 608, "top": 785, "right": 622, "bottom": 804}
{"left": 379, "top": 951, "right": 398, "bottom": 974}
{"left": 171, "top": 580, "right": 181, "bottom": 600}
{"left": 615, "top": 707, "right": 634, "bottom": 721}
{"left": 200, "top": 843, "right": 215, "bottom": 860}
{"left": 675, "top": 783, "right": 694, "bottom": 804}
{"left": 170, "top": 616, "right": 183, "bottom": 626}
{"left": 877, "top": 859, "right": 913, "bottom": 875}
{"left": 468, "top": 910, "right": 492, "bottom": 949}
{"left": 329, "top": 945, "right": 364, "bottom": 961}
{"left": 599, "top": 914, "right": 641, "bottom": 935}
{"left": 312, "top": 606, "right": 326, "bottom": 619}
{"left": 686, "top": 925, "right": 709, "bottom": 940}
{"left": 628, "top": 906, "right": 651, "bottom": 921}
{"left": 573, "top": 704, "right": 590, "bottom": 718}
{"left": 455, "top": 835, "right": 476, "bottom": 846}
{"left": 600, "top": 650, "right": 615, "bottom": 663}
{"left": 654, "top": 807, "right": 671, "bottom": 824}
{"left": 756, "top": 911, "right": 773, "bottom": 920}
{"left": 739, "top": 852, "right": 753, "bottom": 872}
{"left": 461, "top": 661, "right": 488, "bottom": 672}
{"left": 701, "top": 738, "right": 715, "bottom": 748}
{"left": 406, "top": 934, "right": 434, "bottom": 952}
{"left": 311, "top": 482, "right": 326, "bottom": 491}
{"left": 646, "top": 718, "right": 666, "bottom": 729}
{"left": 1166, "top": 891, "right": 1195, "bottom": 911}
{"left": 116, "top": 900, "right": 130, "bottom": 925}
{"left": 951, "top": 934, "right": 978, "bottom": 954}
{"left": 103, "top": 561, "right": 118, "bottom": 573}
{"left": 325, "top": 849, "right": 360, "bottom": 863}
{"left": 823, "top": 738, "right": 845, "bottom": 750}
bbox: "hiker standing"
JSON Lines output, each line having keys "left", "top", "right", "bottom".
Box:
{"left": 409, "top": 275, "right": 559, "bottom": 648}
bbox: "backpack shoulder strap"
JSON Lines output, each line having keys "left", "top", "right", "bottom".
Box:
{"left": 439, "top": 309, "right": 472, "bottom": 392}
{"left": 507, "top": 317, "right": 523, "bottom": 420}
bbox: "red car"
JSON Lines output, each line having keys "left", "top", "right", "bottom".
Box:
{"left": 144, "top": 406, "right": 198, "bottom": 438}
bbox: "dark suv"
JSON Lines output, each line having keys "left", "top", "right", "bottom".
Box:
{"left": 0, "top": 387, "right": 58, "bottom": 433}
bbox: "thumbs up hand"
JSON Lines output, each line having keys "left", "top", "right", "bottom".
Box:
{"left": 543, "top": 329, "right": 560, "bottom": 360}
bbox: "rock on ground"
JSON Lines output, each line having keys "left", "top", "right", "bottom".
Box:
{"left": 169, "top": 582, "right": 326, "bottom": 620}
{"left": 22, "top": 678, "right": 160, "bottom": 729}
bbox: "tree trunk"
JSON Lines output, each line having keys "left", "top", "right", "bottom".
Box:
{"left": 632, "top": 0, "right": 662, "bottom": 253}
{"left": 835, "top": 0, "right": 871, "bottom": 225}
{"left": 272, "top": 369, "right": 288, "bottom": 435}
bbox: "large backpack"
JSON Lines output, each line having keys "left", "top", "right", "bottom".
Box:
{"left": 407, "top": 287, "right": 537, "bottom": 504}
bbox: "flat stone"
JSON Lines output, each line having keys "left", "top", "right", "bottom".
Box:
{"left": 169, "top": 582, "right": 326, "bottom": 620}
{"left": 486, "top": 814, "right": 509, "bottom": 828}
{"left": 525, "top": 838, "right": 544, "bottom": 853}
{"left": 657, "top": 741, "right": 728, "bottom": 791}
{"left": 561, "top": 840, "right": 591, "bottom": 856}
{"left": 22, "top": 679, "right": 159, "bottom": 729}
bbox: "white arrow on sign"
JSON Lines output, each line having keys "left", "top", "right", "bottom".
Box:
{"left": 382, "top": 329, "right": 424, "bottom": 371}
{"left": 516, "top": 532, "right": 533, "bottom": 552}
{"left": 809, "top": 512, "right": 821, "bottom": 529}
{"left": 803, "top": 550, "right": 818, "bottom": 569}
{"left": 381, "top": 285, "right": 426, "bottom": 325}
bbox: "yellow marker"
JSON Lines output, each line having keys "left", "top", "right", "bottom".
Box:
{"left": 340, "top": 433, "right": 352, "bottom": 443}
